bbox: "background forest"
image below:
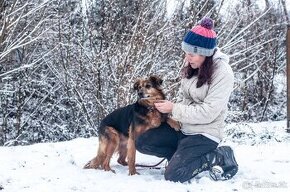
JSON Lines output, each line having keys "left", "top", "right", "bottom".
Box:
{"left": 0, "top": 0, "right": 289, "bottom": 146}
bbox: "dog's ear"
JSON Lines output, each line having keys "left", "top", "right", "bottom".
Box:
{"left": 133, "top": 79, "right": 141, "bottom": 91}
{"left": 149, "top": 75, "right": 163, "bottom": 87}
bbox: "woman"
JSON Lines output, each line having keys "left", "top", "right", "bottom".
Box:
{"left": 136, "top": 17, "right": 238, "bottom": 183}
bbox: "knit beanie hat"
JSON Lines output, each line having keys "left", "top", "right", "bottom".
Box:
{"left": 181, "top": 17, "right": 217, "bottom": 57}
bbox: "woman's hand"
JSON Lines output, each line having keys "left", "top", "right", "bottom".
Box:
{"left": 154, "top": 100, "right": 173, "bottom": 113}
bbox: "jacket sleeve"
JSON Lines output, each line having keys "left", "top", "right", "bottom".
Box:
{"left": 175, "top": 84, "right": 184, "bottom": 103}
{"left": 171, "top": 65, "right": 234, "bottom": 124}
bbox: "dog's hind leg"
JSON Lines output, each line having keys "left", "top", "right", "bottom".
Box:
{"left": 102, "top": 127, "right": 119, "bottom": 173}
{"left": 83, "top": 135, "right": 108, "bottom": 169}
{"left": 117, "top": 135, "right": 128, "bottom": 166}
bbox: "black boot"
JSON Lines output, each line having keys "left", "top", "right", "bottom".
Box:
{"left": 204, "top": 148, "right": 224, "bottom": 168}
{"left": 194, "top": 149, "right": 223, "bottom": 180}
{"left": 209, "top": 146, "right": 238, "bottom": 181}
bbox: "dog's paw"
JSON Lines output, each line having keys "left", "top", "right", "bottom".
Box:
{"left": 83, "top": 160, "right": 99, "bottom": 169}
{"left": 166, "top": 118, "right": 181, "bottom": 131}
{"left": 117, "top": 159, "right": 128, "bottom": 166}
{"left": 128, "top": 169, "right": 139, "bottom": 176}
{"left": 83, "top": 161, "right": 92, "bottom": 169}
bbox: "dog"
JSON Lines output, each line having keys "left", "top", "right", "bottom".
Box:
{"left": 83, "top": 75, "right": 180, "bottom": 175}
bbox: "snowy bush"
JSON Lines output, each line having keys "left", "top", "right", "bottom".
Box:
{"left": 223, "top": 121, "right": 290, "bottom": 145}
{"left": 0, "top": 0, "right": 288, "bottom": 145}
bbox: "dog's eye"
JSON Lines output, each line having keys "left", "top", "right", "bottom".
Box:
{"left": 145, "top": 84, "right": 151, "bottom": 89}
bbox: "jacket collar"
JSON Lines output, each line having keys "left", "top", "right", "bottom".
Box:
{"left": 213, "top": 48, "right": 229, "bottom": 65}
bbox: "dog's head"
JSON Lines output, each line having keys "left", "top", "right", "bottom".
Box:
{"left": 133, "top": 76, "right": 164, "bottom": 99}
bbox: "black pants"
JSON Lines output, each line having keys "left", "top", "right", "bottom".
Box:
{"left": 135, "top": 122, "right": 218, "bottom": 183}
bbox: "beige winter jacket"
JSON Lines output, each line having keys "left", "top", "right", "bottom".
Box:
{"left": 172, "top": 49, "right": 234, "bottom": 142}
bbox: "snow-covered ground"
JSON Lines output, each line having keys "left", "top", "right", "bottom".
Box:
{"left": 1, "top": 121, "right": 290, "bottom": 192}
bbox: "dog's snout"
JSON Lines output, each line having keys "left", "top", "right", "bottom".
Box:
{"left": 137, "top": 86, "right": 151, "bottom": 98}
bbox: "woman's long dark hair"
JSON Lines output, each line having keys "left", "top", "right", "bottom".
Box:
{"left": 181, "top": 54, "right": 215, "bottom": 88}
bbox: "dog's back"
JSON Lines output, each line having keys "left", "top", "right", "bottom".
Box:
{"left": 98, "top": 103, "right": 135, "bottom": 137}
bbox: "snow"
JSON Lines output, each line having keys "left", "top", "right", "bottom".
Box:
{"left": 1, "top": 121, "right": 290, "bottom": 192}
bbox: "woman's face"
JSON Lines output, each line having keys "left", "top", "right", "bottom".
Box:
{"left": 185, "top": 53, "right": 206, "bottom": 69}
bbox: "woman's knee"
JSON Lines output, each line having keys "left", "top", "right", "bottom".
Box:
{"left": 164, "top": 166, "right": 189, "bottom": 183}
{"left": 135, "top": 124, "right": 176, "bottom": 150}
{"left": 164, "top": 167, "right": 177, "bottom": 182}
{"left": 135, "top": 135, "right": 147, "bottom": 152}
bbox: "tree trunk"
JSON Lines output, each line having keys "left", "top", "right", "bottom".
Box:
{"left": 287, "top": 25, "right": 290, "bottom": 132}
{"left": 281, "top": 0, "right": 289, "bottom": 24}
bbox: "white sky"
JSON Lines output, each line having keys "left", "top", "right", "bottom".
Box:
{"left": 166, "top": 0, "right": 290, "bottom": 17}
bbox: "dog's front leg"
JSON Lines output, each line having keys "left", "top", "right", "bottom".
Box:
{"left": 127, "top": 138, "right": 137, "bottom": 175}
{"left": 127, "top": 126, "right": 139, "bottom": 175}
{"left": 167, "top": 117, "right": 181, "bottom": 131}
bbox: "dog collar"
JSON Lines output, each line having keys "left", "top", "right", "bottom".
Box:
{"left": 147, "top": 106, "right": 155, "bottom": 111}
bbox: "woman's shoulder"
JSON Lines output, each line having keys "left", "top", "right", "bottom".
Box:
{"left": 213, "top": 48, "right": 229, "bottom": 64}
{"left": 213, "top": 48, "right": 233, "bottom": 76}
